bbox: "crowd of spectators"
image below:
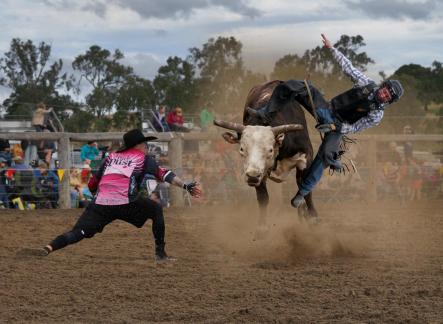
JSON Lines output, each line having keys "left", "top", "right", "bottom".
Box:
{"left": 151, "top": 105, "right": 216, "bottom": 133}
{"left": 2, "top": 133, "right": 442, "bottom": 210}
{"left": 2, "top": 103, "right": 442, "bottom": 211}
{"left": 152, "top": 105, "right": 190, "bottom": 132}
{"left": 370, "top": 125, "right": 442, "bottom": 203}
{"left": 0, "top": 135, "right": 102, "bottom": 209}
{"left": 0, "top": 147, "right": 61, "bottom": 209}
{"left": 177, "top": 131, "right": 443, "bottom": 206}
{"left": 376, "top": 150, "right": 442, "bottom": 203}
{"left": 315, "top": 126, "right": 443, "bottom": 204}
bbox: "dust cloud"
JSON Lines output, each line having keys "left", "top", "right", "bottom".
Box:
{"left": 194, "top": 203, "right": 367, "bottom": 265}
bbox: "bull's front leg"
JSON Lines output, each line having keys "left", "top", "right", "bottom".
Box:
{"left": 255, "top": 180, "right": 269, "bottom": 226}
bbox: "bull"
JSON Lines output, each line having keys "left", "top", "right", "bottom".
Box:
{"left": 214, "top": 80, "right": 318, "bottom": 225}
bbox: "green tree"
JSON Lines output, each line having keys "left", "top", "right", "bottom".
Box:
{"left": 0, "top": 38, "right": 74, "bottom": 118}
{"left": 153, "top": 56, "right": 196, "bottom": 112}
{"left": 114, "top": 76, "right": 155, "bottom": 129}
{"left": 394, "top": 61, "right": 443, "bottom": 109}
{"left": 189, "top": 36, "right": 250, "bottom": 114}
{"left": 270, "top": 54, "right": 304, "bottom": 81}
{"left": 62, "top": 108, "right": 95, "bottom": 133}
{"left": 72, "top": 45, "right": 133, "bottom": 121}
{"left": 271, "top": 34, "right": 374, "bottom": 98}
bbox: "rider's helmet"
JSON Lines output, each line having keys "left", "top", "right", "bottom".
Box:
{"left": 377, "top": 80, "right": 404, "bottom": 104}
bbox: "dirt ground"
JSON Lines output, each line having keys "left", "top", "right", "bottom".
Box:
{"left": 1, "top": 200, "right": 442, "bottom": 323}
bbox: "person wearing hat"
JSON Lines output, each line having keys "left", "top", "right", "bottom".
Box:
{"left": 254, "top": 34, "right": 404, "bottom": 210}
{"left": 36, "top": 129, "right": 201, "bottom": 261}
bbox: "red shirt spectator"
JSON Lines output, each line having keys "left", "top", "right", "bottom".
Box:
{"left": 167, "top": 107, "right": 184, "bottom": 126}
{"left": 166, "top": 107, "right": 189, "bottom": 132}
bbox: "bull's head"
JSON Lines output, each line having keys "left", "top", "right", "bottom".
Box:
{"left": 214, "top": 119, "right": 303, "bottom": 186}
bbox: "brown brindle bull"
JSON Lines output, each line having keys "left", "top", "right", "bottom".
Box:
{"left": 214, "top": 80, "right": 318, "bottom": 225}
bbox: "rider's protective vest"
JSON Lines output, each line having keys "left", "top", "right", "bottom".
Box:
{"left": 331, "top": 82, "right": 381, "bottom": 124}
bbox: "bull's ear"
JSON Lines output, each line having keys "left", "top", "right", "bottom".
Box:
{"left": 276, "top": 133, "right": 285, "bottom": 146}
{"left": 222, "top": 132, "right": 239, "bottom": 144}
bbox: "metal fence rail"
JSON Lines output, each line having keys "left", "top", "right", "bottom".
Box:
{"left": 1, "top": 131, "right": 442, "bottom": 209}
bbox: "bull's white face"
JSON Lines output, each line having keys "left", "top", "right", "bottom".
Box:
{"left": 223, "top": 126, "right": 284, "bottom": 187}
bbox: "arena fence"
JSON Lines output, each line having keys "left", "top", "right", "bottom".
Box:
{"left": 1, "top": 131, "right": 442, "bottom": 209}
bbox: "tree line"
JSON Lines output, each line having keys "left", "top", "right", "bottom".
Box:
{"left": 0, "top": 35, "right": 441, "bottom": 132}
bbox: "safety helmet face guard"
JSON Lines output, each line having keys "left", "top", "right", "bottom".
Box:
{"left": 378, "top": 80, "right": 404, "bottom": 104}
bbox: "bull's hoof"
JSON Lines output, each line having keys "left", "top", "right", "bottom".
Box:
{"left": 297, "top": 204, "right": 309, "bottom": 218}
{"left": 297, "top": 205, "right": 320, "bottom": 224}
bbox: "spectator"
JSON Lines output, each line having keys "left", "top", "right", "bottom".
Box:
{"left": 0, "top": 138, "right": 12, "bottom": 166}
{"left": 80, "top": 141, "right": 100, "bottom": 167}
{"left": 79, "top": 164, "right": 93, "bottom": 190}
{"left": 24, "top": 139, "right": 39, "bottom": 167}
{"left": 0, "top": 157, "right": 9, "bottom": 208}
{"left": 382, "top": 161, "right": 401, "bottom": 199}
{"left": 36, "top": 130, "right": 56, "bottom": 167}
{"left": 167, "top": 106, "right": 189, "bottom": 132}
{"left": 402, "top": 125, "right": 414, "bottom": 162}
{"left": 32, "top": 162, "right": 59, "bottom": 208}
{"left": 12, "top": 156, "right": 30, "bottom": 170}
{"left": 152, "top": 105, "right": 170, "bottom": 132}
{"left": 10, "top": 164, "right": 35, "bottom": 208}
{"left": 32, "top": 102, "right": 54, "bottom": 132}
{"left": 11, "top": 143, "right": 24, "bottom": 159}
{"left": 398, "top": 160, "right": 412, "bottom": 203}
{"left": 409, "top": 159, "right": 423, "bottom": 201}
{"left": 80, "top": 166, "right": 92, "bottom": 193}
{"left": 200, "top": 107, "right": 214, "bottom": 131}
{"left": 70, "top": 168, "right": 82, "bottom": 208}
{"left": 70, "top": 168, "right": 92, "bottom": 208}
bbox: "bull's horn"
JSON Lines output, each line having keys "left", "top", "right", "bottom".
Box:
{"left": 246, "top": 107, "right": 258, "bottom": 116}
{"left": 272, "top": 124, "right": 304, "bottom": 136}
{"left": 213, "top": 119, "right": 245, "bottom": 133}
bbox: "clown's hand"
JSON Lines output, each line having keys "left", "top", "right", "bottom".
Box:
{"left": 183, "top": 181, "right": 202, "bottom": 198}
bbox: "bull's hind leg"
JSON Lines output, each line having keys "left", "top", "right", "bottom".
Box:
{"left": 304, "top": 192, "right": 318, "bottom": 217}
{"left": 255, "top": 181, "right": 269, "bottom": 226}
{"left": 296, "top": 169, "right": 318, "bottom": 218}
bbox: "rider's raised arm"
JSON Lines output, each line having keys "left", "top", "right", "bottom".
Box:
{"left": 330, "top": 47, "right": 373, "bottom": 87}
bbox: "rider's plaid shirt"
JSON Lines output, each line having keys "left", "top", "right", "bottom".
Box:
{"left": 331, "top": 47, "right": 385, "bottom": 134}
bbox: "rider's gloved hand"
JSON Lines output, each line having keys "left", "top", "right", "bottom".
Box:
{"left": 315, "top": 123, "right": 337, "bottom": 133}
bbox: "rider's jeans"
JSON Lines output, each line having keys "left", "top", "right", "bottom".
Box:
{"left": 316, "top": 107, "right": 335, "bottom": 124}
{"left": 298, "top": 107, "right": 343, "bottom": 197}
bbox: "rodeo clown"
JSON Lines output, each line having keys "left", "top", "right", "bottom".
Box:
{"left": 256, "top": 34, "right": 404, "bottom": 209}
{"left": 36, "top": 129, "right": 201, "bottom": 261}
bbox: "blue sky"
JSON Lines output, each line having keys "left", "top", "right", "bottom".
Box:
{"left": 1, "top": 0, "right": 442, "bottom": 101}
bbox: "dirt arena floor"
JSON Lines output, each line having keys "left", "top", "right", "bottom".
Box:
{"left": 1, "top": 200, "right": 442, "bottom": 323}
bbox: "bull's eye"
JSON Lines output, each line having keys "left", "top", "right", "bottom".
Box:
{"left": 240, "top": 147, "right": 244, "bottom": 153}
{"left": 269, "top": 148, "right": 273, "bottom": 153}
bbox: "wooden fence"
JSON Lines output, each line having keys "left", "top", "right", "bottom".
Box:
{"left": 1, "top": 131, "right": 442, "bottom": 209}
